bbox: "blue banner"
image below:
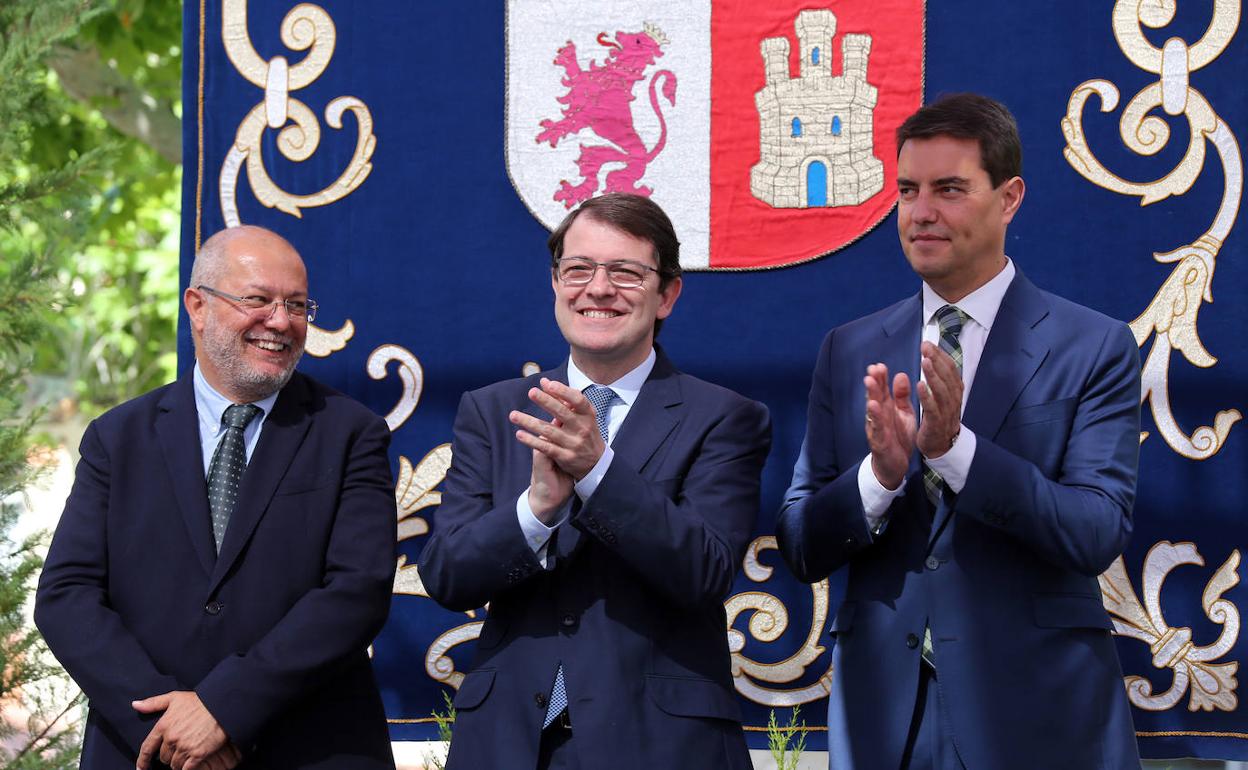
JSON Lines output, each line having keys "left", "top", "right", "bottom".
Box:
{"left": 180, "top": 0, "right": 1247, "bottom": 758}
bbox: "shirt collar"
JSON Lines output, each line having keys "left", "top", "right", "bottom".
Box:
{"left": 565, "top": 348, "right": 656, "bottom": 407}
{"left": 922, "top": 257, "right": 1015, "bottom": 331}
{"left": 192, "top": 362, "right": 280, "bottom": 433}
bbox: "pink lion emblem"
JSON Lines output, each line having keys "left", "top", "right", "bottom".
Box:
{"left": 536, "top": 23, "right": 677, "bottom": 208}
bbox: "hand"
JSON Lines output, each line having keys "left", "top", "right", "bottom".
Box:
{"left": 190, "top": 743, "right": 242, "bottom": 770}
{"left": 510, "top": 378, "right": 606, "bottom": 481}
{"left": 864, "top": 363, "right": 917, "bottom": 490}
{"left": 133, "top": 691, "right": 232, "bottom": 770}
{"left": 526, "top": 444, "right": 575, "bottom": 523}
{"left": 915, "top": 341, "right": 964, "bottom": 459}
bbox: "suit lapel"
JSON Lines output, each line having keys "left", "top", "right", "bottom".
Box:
{"left": 880, "top": 295, "right": 925, "bottom": 419}
{"left": 155, "top": 376, "right": 217, "bottom": 575}
{"left": 553, "top": 352, "right": 681, "bottom": 566}
{"left": 933, "top": 272, "right": 1050, "bottom": 544}
{"left": 609, "top": 350, "right": 681, "bottom": 476}
{"left": 879, "top": 297, "right": 948, "bottom": 544}
{"left": 962, "top": 271, "right": 1051, "bottom": 441}
{"left": 209, "top": 375, "right": 313, "bottom": 592}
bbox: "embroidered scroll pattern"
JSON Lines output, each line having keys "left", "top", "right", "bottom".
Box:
{"left": 727, "top": 537, "right": 833, "bottom": 706}
{"left": 218, "top": 0, "right": 376, "bottom": 354}
{"left": 1100, "top": 542, "right": 1241, "bottom": 712}
{"left": 1061, "top": 0, "right": 1242, "bottom": 459}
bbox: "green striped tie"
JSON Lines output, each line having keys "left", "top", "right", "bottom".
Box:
{"left": 921, "top": 304, "right": 967, "bottom": 507}
{"left": 920, "top": 304, "right": 966, "bottom": 669}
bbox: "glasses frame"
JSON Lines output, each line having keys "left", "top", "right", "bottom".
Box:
{"left": 197, "top": 285, "right": 318, "bottom": 323}
{"left": 554, "top": 257, "right": 660, "bottom": 289}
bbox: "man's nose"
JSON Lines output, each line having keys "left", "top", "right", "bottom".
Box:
{"left": 910, "top": 190, "right": 938, "bottom": 223}
{"left": 264, "top": 301, "right": 294, "bottom": 330}
{"left": 585, "top": 266, "right": 617, "bottom": 296}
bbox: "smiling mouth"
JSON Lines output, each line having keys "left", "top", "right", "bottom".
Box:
{"left": 247, "top": 336, "right": 291, "bottom": 353}
{"left": 579, "top": 310, "right": 621, "bottom": 319}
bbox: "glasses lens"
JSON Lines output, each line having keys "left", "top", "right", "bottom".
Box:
{"left": 559, "top": 259, "right": 595, "bottom": 284}
{"left": 607, "top": 264, "right": 646, "bottom": 287}
{"left": 237, "top": 296, "right": 270, "bottom": 311}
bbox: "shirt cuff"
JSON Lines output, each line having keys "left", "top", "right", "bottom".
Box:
{"left": 923, "top": 425, "right": 976, "bottom": 494}
{"left": 516, "top": 489, "right": 565, "bottom": 567}
{"left": 857, "top": 454, "right": 906, "bottom": 533}
{"left": 574, "top": 446, "right": 614, "bottom": 501}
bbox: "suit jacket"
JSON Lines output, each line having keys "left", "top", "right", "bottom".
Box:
{"left": 777, "top": 271, "right": 1141, "bottom": 770}
{"left": 418, "top": 349, "right": 770, "bottom": 770}
{"left": 35, "top": 371, "right": 398, "bottom": 770}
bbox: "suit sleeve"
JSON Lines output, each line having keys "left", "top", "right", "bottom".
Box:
{"left": 34, "top": 421, "right": 184, "bottom": 753}
{"left": 193, "top": 413, "right": 397, "bottom": 749}
{"left": 572, "top": 395, "right": 771, "bottom": 607}
{"left": 956, "top": 321, "right": 1141, "bottom": 576}
{"left": 418, "top": 390, "right": 546, "bottom": 612}
{"left": 775, "top": 329, "right": 878, "bottom": 583}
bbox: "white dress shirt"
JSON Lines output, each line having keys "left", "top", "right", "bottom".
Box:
{"left": 858, "top": 258, "right": 1017, "bottom": 531}
{"left": 516, "top": 349, "right": 657, "bottom": 564}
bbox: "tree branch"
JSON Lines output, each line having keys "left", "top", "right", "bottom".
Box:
{"left": 47, "top": 44, "right": 181, "bottom": 165}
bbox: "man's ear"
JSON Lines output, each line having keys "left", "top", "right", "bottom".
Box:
{"left": 184, "top": 286, "right": 206, "bottom": 334}
{"left": 656, "top": 276, "right": 682, "bottom": 320}
{"left": 1000, "top": 176, "right": 1025, "bottom": 224}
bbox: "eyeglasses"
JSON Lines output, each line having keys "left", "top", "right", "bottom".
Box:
{"left": 555, "top": 257, "right": 659, "bottom": 289}
{"left": 197, "top": 285, "right": 318, "bottom": 323}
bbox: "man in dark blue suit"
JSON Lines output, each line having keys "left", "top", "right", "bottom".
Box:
{"left": 419, "top": 193, "right": 771, "bottom": 770}
{"left": 36, "top": 226, "right": 397, "bottom": 770}
{"left": 777, "top": 94, "right": 1141, "bottom": 769}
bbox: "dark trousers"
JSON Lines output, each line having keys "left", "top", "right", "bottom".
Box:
{"left": 900, "top": 665, "right": 967, "bottom": 770}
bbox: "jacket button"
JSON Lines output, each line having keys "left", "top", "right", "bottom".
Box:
{"left": 204, "top": 601, "right": 224, "bottom": 615}
{"left": 534, "top": 692, "right": 547, "bottom": 709}
{"left": 924, "top": 556, "right": 940, "bottom": 571}
{"left": 906, "top": 633, "right": 919, "bottom": 649}
{"left": 844, "top": 536, "right": 856, "bottom": 548}
{"left": 561, "top": 614, "right": 576, "bottom": 627}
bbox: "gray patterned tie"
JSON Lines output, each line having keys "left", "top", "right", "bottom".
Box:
{"left": 541, "top": 384, "right": 617, "bottom": 730}
{"left": 206, "top": 404, "right": 261, "bottom": 552}
{"left": 919, "top": 304, "right": 966, "bottom": 669}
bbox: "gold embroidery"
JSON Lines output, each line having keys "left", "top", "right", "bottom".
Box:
{"left": 425, "top": 622, "right": 484, "bottom": 691}
{"left": 367, "top": 345, "right": 426, "bottom": 432}
{"left": 303, "top": 319, "right": 354, "bottom": 358}
{"left": 218, "top": 0, "right": 376, "bottom": 226}
{"left": 727, "top": 536, "right": 833, "bottom": 706}
{"left": 218, "top": 1, "right": 377, "bottom": 356}
{"left": 1061, "top": 0, "right": 1242, "bottom": 458}
{"left": 1100, "top": 541, "right": 1241, "bottom": 712}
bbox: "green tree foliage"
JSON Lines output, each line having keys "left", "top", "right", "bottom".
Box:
{"left": 1, "top": 4, "right": 98, "bottom": 766}
{"left": 1, "top": 0, "right": 182, "bottom": 764}
{"left": 26, "top": 0, "right": 184, "bottom": 416}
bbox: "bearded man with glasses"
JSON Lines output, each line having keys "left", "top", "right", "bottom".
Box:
{"left": 420, "top": 193, "right": 772, "bottom": 770}
{"left": 37, "top": 225, "right": 398, "bottom": 770}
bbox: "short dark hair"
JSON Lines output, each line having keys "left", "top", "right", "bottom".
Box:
{"left": 547, "top": 193, "right": 682, "bottom": 290}
{"left": 895, "top": 93, "right": 1022, "bottom": 187}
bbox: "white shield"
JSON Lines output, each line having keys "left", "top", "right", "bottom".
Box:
{"left": 506, "top": 1, "right": 712, "bottom": 268}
